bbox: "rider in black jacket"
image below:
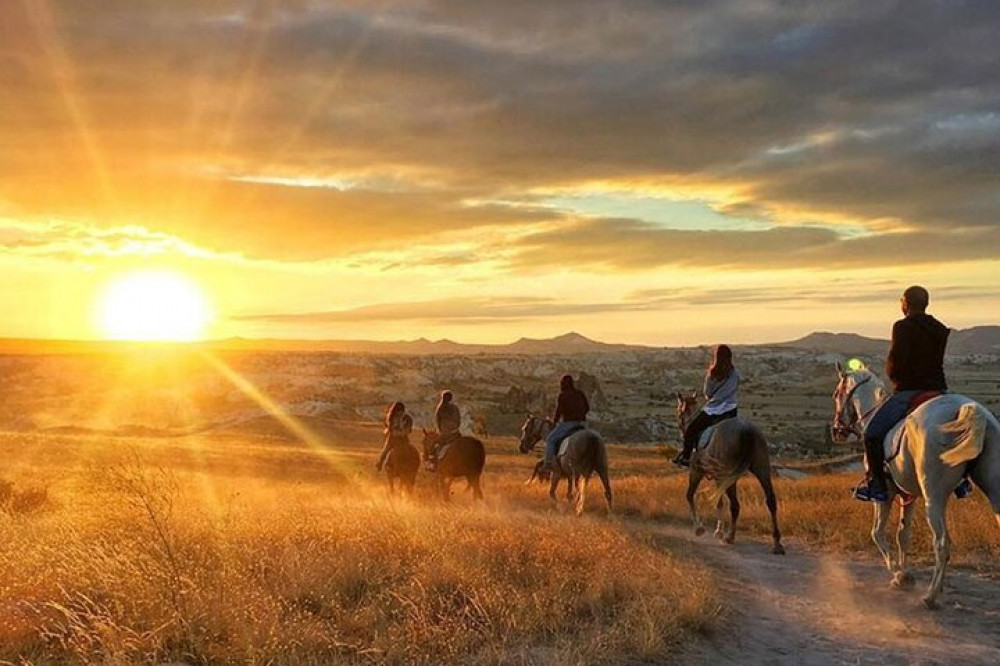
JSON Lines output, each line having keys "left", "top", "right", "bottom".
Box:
{"left": 854, "top": 286, "right": 950, "bottom": 502}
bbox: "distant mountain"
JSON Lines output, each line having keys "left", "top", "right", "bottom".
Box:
{"left": 776, "top": 325, "right": 1000, "bottom": 357}
{"left": 774, "top": 331, "right": 888, "bottom": 357}
{"left": 1, "top": 325, "right": 996, "bottom": 357}
{"left": 948, "top": 326, "right": 1000, "bottom": 355}
{"left": 0, "top": 332, "right": 649, "bottom": 356}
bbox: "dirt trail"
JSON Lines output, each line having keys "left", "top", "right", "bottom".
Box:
{"left": 647, "top": 523, "right": 1000, "bottom": 665}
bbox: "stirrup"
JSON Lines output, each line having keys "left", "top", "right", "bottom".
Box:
{"left": 851, "top": 479, "right": 889, "bottom": 503}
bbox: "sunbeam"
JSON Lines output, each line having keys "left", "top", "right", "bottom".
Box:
{"left": 22, "top": 0, "right": 115, "bottom": 208}
{"left": 198, "top": 351, "right": 366, "bottom": 493}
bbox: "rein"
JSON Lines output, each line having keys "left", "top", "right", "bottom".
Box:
{"left": 833, "top": 374, "right": 876, "bottom": 440}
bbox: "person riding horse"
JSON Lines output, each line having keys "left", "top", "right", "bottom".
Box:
{"left": 854, "top": 286, "right": 970, "bottom": 502}
{"left": 673, "top": 344, "right": 740, "bottom": 467}
{"left": 428, "top": 390, "right": 461, "bottom": 471}
{"left": 375, "top": 401, "right": 413, "bottom": 471}
{"left": 541, "top": 375, "right": 590, "bottom": 474}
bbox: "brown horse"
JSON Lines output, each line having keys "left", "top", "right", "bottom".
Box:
{"left": 421, "top": 430, "right": 486, "bottom": 502}
{"left": 676, "top": 395, "right": 784, "bottom": 554}
{"left": 519, "top": 415, "right": 612, "bottom": 516}
{"left": 383, "top": 438, "right": 420, "bottom": 495}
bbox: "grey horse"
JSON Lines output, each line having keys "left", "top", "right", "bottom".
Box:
{"left": 833, "top": 363, "right": 1000, "bottom": 608}
{"left": 677, "top": 395, "right": 785, "bottom": 554}
{"left": 518, "top": 415, "right": 612, "bottom": 516}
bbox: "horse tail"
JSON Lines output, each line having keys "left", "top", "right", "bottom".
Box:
{"left": 709, "top": 425, "right": 756, "bottom": 503}
{"left": 938, "top": 402, "right": 987, "bottom": 467}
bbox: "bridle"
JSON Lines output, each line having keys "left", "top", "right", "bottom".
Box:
{"left": 676, "top": 396, "right": 697, "bottom": 442}
{"left": 832, "top": 374, "right": 881, "bottom": 442}
{"left": 518, "top": 416, "right": 550, "bottom": 453}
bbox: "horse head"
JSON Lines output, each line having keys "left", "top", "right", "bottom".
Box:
{"left": 518, "top": 413, "right": 546, "bottom": 454}
{"left": 675, "top": 390, "right": 699, "bottom": 437}
{"left": 421, "top": 427, "right": 440, "bottom": 461}
{"left": 831, "top": 364, "right": 884, "bottom": 443}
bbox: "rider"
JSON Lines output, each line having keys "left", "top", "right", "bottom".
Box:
{"left": 542, "top": 374, "right": 590, "bottom": 472}
{"left": 429, "top": 390, "right": 461, "bottom": 469}
{"left": 673, "top": 344, "right": 740, "bottom": 467}
{"left": 853, "top": 286, "right": 951, "bottom": 502}
{"left": 375, "top": 401, "right": 413, "bottom": 471}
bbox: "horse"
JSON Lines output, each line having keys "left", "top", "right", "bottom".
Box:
{"left": 382, "top": 437, "right": 420, "bottom": 495}
{"left": 676, "top": 393, "right": 785, "bottom": 554}
{"left": 518, "top": 415, "right": 612, "bottom": 516}
{"left": 832, "top": 362, "right": 1000, "bottom": 608}
{"left": 420, "top": 429, "right": 486, "bottom": 502}
{"left": 675, "top": 390, "right": 699, "bottom": 446}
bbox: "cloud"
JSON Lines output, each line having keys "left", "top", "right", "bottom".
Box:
{"left": 0, "top": 0, "right": 998, "bottom": 268}
{"left": 509, "top": 217, "right": 1000, "bottom": 271}
{"left": 234, "top": 295, "right": 645, "bottom": 325}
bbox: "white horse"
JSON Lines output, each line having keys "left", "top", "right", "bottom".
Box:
{"left": 832, "top": 362, "right": 1000, "bottom": 608}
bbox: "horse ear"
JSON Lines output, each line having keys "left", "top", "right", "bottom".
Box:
{"left": 422, "top": 427, "right": 428, "bottom": 434}
{"left": 835, "top": 361, "right": 844, "bottom": 376}
{"left": 675, "top": 391, "right": 682, "bottom": 400}
{"left": 690, "top": 390, "right": 698, "bottom": 399}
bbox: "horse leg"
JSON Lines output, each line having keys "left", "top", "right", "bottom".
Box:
{"left": 574, "top": 474, "right": 588, "bottom": 517}
{"left": 596, "top": 465, "right": 612, "bottom": 515}
{"left": 724, "top": 484, "right": 739, "bottom": 545}
{"left": 752, "top": 467, "right": 784, "bottom": 555}
{"left": 922, "top": 496, "right": 951, "bottom": 609}
{"left": 465, "top": 473, "right": 484, "bottom": 501}
{"left": 892, "top": 500, "right": 917, "bottom": 589}
{"left": 387, "top": 474, "right": 395, "bottom": 495}
{"left": 871, "top": 498, "right": 895, "bottom": 579}
{"left": 548, "top": 469, "right": 560, "bottom": 511}
{"left": 714, "top": 491, "right": 727, "bottom": 541}
{"left": 686, "top": 467, "right": 706, "bottom": 536}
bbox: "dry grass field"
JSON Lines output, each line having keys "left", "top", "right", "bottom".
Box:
{"left": 1, "top": 427, "right": 721, "bottom": 665}
{"left": 3, "top": 420, "right": 999, "bottom": 664}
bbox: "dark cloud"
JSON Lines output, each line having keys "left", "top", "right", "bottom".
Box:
{"left": 1, "top": 0, "right": 998, "bottom": 264}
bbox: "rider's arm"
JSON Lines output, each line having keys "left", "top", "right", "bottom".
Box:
{"left": 581, "top": 391, "right": 590, "bottom": 418}
{"left": 885, "top": 320, "right": 909, "bottom": 385}
{"left": 553, "top": 392, "right": 565, "bottom": 423}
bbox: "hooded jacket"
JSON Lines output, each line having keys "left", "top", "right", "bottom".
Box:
{"left": 885, "top": 313, "right": 950, "bottom": 392}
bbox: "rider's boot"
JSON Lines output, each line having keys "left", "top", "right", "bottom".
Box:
{"left": 853, "top": 471, "right": 890, "bottom": 502}
{"left": 854, "top": 435, "right": 890, "bottom": 502}
{"left": 672, "top": 445, "right": 692, "bottom": 467}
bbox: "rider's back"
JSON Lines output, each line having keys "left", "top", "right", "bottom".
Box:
{"left": 886, "top": 313, "right": 949, "bottom": 392}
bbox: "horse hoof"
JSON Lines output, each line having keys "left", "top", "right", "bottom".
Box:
{"left": 723, "top": 536, "right": 735, "bottom": 545}
{"left": 695, "top": 526, "right": 706, "bottom": 537}
{"left": 921, "top": 596, "right": 940, "bottom": 611}
{"left": 772, "top": 544, "right": 786, "bottom": 555}
{"left": 891, "top": 572, "right": 915, "bottom": 589}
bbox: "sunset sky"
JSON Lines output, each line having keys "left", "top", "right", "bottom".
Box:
{"left": 2, "top": 1, "right": 998, "bottom": 345}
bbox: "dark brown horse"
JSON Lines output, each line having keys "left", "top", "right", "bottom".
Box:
{"left": 421, "top": 430, "right": 486, "bottom": 502}
{"left": 383, "top": 438, "right": 420, "bottom": 495}
{"left": 676, "top": 394, "right": 784, "bottom": 554}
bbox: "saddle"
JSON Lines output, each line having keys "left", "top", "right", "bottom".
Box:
{"left": 883, "top": 391, "right": 944, "bottom": 463}
{"left": 696, "top": 416, "right": 740, "bottom": 450}
{"left": 435, "top": 431, "right": 462, "bottom": 462}
{"left": 556, "top": 424, "right": 587, "bottom": 457}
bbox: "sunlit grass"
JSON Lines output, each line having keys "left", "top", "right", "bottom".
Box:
{"left": 0, "top": 434, "right": 719, "bottom": 665}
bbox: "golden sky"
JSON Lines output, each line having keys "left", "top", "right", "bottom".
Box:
{"left": 2, "top": 1, "right": 998, "bottom": 344}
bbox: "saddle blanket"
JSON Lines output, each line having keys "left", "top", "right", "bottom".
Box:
{"left": 556, "top": 425, "right": 587, "bottom": 457}
{"left": 696, "top": 416, "right": 742, "bottom": 450}
{"left": 884, "top": 392, "right": 945, "bottom": 462}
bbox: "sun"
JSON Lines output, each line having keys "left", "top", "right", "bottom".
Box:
{"left": 97, "top": 271, "right": 213, "bottom": 341}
